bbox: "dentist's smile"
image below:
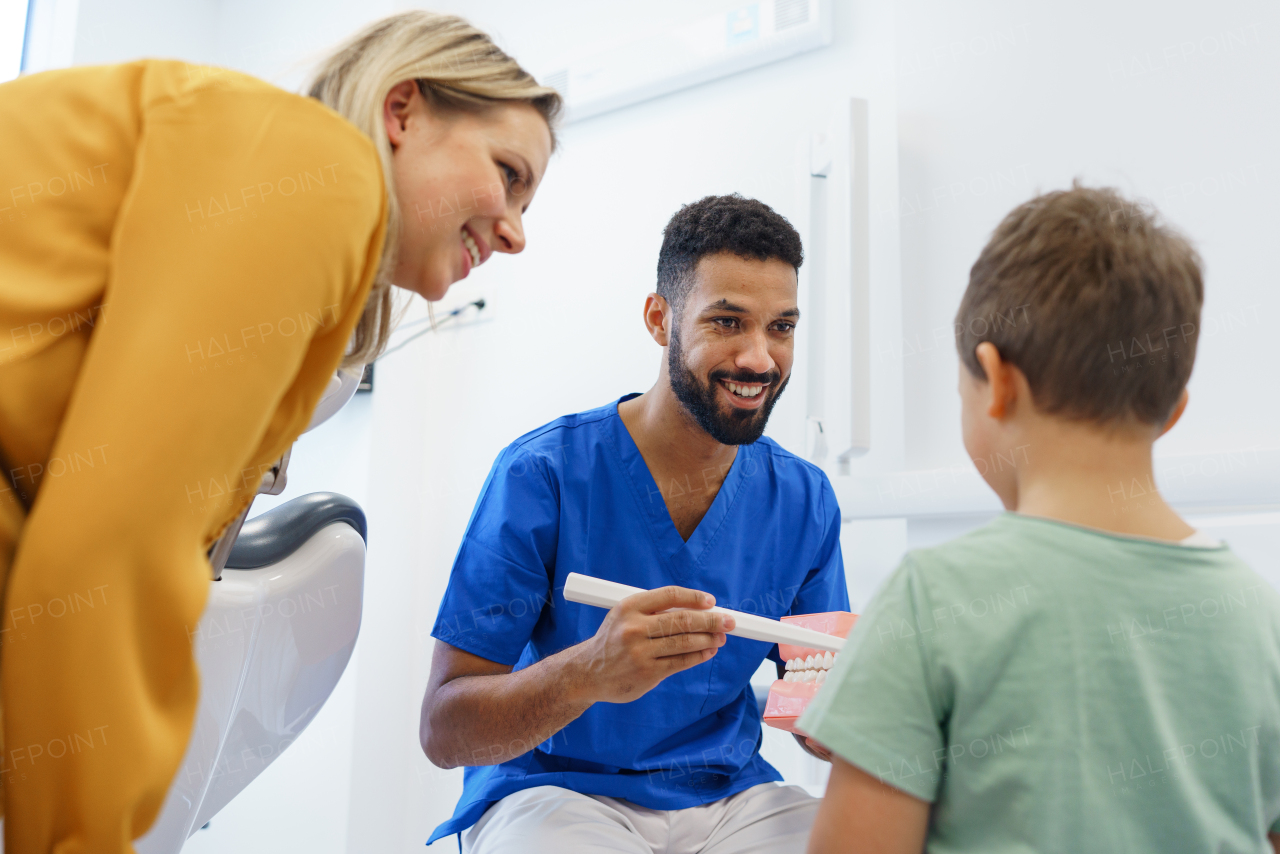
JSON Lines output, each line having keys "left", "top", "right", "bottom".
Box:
{"left": 719, "top": 378, "right": 769, "bottom": 410}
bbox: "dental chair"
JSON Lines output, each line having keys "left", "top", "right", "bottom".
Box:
{"left": 136, "top": 367, "right": 368, "bottom": 854}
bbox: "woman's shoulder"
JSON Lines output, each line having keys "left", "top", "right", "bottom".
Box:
{"left": 137, "top": 60, "right": 382, "bottom": 190}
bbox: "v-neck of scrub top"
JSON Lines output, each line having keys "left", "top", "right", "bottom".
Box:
{"left": 608, "top": 394, "right": 748, "bottom": 581}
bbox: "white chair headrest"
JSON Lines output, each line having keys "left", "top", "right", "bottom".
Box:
{"left": 305, "top": 366, "right": 362, "bottom": 432}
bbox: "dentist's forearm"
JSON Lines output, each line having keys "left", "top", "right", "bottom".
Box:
{"left": 422, "top": 586, "right": 728, "bottom": 768}
{"left": 422, "top": 644, "right": 597, "bottom": 769}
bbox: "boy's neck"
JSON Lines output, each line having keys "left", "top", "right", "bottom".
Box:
{"left": 1009, "top": 419, "right": 1195, "bottom": 543}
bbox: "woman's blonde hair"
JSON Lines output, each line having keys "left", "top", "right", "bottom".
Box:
{"left": 308, "top": 11, "right": 562, "bottom": 366}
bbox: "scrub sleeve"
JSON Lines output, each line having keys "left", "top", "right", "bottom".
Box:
{"left": 0, "top": 61, "right": 386, "bottom": 852}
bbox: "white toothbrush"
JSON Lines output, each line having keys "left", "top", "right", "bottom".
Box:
{"left": 562, "top": 572, "right": 845, "bottom": 653}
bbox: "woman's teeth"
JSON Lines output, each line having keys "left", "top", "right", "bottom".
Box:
{"left": 782, "top": 651, "right": 836, "bottom": 683}
{"left": 725, "top": 381, "right": 764, "bottom": 398}
{"left": 463, "top": 232, "right": 481, "bottom": 267}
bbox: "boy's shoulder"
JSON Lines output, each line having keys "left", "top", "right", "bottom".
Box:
{"left": 911, "top": 512, "right": 1235, "bottom": 561}
{"left": 903, "top": 513, "right": 1276, "bottom": 607}
{"left": 903, "top": 513, "right": 1035, "bottom": 573}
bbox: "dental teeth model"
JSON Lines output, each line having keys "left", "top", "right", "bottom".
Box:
{"left": 763, "top": 612, "right": 858, "bottom": 736}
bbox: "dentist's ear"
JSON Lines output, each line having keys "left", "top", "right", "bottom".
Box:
{"left": 643, "top": 293, "right": 674, "bottom": 347}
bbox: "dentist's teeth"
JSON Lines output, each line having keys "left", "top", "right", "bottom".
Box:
{"left": 463, "top": 233, "right": 480, "bottom": 267}
{"left": 823, "top": 652, "right": 833, "bottom": 670}
{"left": 725, "top": 381, "right": 765, "bottom": 398}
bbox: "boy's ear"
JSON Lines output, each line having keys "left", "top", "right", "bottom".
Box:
{"left": 974, "top": 342, "right": 1019, "bottom": 420}
{"left": 1157, "top": 388, "right": 1190, "bottom": 438}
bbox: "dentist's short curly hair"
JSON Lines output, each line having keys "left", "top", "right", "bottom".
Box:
{"left": 656, "top": 194, "right": 804, "bottom": 318}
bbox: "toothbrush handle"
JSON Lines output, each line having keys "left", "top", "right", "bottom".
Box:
{"left": 562, "top": 572, "right": 845, "bottom": 653}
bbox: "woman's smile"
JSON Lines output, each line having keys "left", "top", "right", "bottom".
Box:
{"left": 460, "top": 222, "right": 492, "bottom": 279}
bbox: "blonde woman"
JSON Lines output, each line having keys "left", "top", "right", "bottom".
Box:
{"left": 0, "top": 12, "right": 558, "bottom": 852}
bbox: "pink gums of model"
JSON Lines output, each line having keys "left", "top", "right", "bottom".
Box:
{"left": 763, "top": 612, "right": 858, "bottom": 735}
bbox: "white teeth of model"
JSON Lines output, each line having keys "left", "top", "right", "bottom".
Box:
{"left": 823, "top": 652, "right": 833, "bottom": 669}
{"left": 805, "top": 670, "right": 817, "bottom": 683}
{"left": 805, "top": 655, "right": 815, "bottom": 670}
{"left": 784, "top": 671, "right": 795, "bottom": 682}
{"left": 785, "top": 658, "right": 794, "bottom": 671}
{"left": 816, "top": 670, "right": 827, "bottom": 684}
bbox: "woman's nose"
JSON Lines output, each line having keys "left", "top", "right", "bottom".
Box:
{"left": 492, "top": 214, "right": 526, "bottom": 254}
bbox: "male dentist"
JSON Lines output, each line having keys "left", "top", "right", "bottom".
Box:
{"left": 421, "top": 194, "right": 849, "bottom": 853}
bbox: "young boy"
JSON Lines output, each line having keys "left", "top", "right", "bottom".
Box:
{"left": 801, "top": 185, "right": 1280, "bottom": 854}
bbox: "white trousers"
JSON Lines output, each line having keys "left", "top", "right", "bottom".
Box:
{"left": 460, "top": 782, "right": 819, "bottom": 854}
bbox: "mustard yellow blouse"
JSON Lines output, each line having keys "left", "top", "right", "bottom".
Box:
{"left": 0, "top": 60, "right": 386, "bottom": 851}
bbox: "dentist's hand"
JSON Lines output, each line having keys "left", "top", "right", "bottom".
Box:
{"left": 795, "top": 734, "right": 834, "bottom": 762}
{"left": 570, "top": 585, "right": 734, "bottom": 704}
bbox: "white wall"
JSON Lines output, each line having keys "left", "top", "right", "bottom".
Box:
{"left": 896, "top": 0, "right": 1280, "bottom": 469}
{"left": 71, "top": 0, "right": 217, "bottom": 65}
{"left": 31, "top": 0, "right": 1280, "bottom": 850}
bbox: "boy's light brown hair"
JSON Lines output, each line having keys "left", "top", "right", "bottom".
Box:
{"left": 955, "top": 183, "right": 1203, "bottom": 427}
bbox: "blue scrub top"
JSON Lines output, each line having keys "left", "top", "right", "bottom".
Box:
{"left": 427, "top": 396, "right": 848, "bottom": 845}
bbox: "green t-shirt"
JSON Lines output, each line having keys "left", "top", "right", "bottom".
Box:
{"left": 800, "top": 512, "right": 1280, "bottom": 853}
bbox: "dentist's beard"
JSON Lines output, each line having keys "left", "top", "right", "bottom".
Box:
{"left": 667, "top": 328, "right": 787, "bottom": 446}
